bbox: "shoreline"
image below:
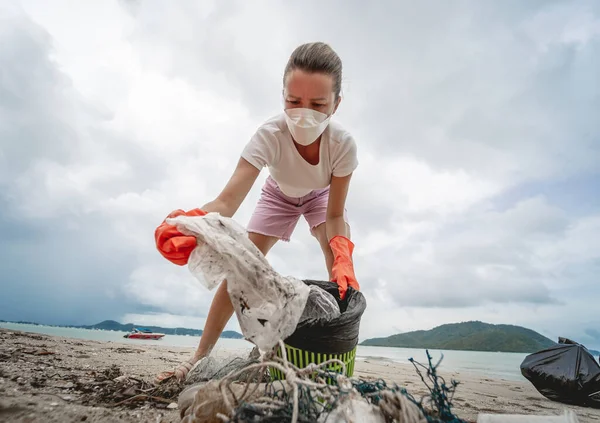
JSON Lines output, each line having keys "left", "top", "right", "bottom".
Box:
{"left": 0, "top": 321, "right": 564, "bottom": 356}
{"left": 1, "top": 328, "right": 599, "bottom": 422}
{"left": 0, "top": 322, "right": 528, "bottom": 381}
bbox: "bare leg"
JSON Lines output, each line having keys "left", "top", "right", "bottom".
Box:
{"left": 161, "top": 232, "right": 279, "bottom": 382}
{"left": 312, "top": 222, "right": 351, "bottom": 279}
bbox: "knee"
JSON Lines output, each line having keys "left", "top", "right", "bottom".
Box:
{"left": 312, "top": 223, "right": 328, "bottom": 245}
{"left": 312, "top": 222, "right": 352, "bottom": 242}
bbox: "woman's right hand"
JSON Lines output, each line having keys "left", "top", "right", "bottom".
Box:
{"left": 155, "top": 158, "right": 260, "bottom": 266}
{"left": 155, "top": 208, "right": 207, "bottom": 266}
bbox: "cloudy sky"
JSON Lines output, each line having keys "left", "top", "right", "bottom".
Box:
{"left": 1, "top": 0, "right": 599, "bottom": 349}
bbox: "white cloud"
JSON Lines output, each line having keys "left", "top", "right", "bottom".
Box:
{"left": 125, "top": 264, "right": 214, "bottom": 318}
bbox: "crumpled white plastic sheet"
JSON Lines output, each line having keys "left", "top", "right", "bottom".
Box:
{"left": 298, "top": 284, "right": 341, "bottom": 325}
{"left": 320, "top": 397, "right": 387, "bottom": 423}
{"left": 476, "top": 409, "right": 580, "bottom": 423}
{"left": 167, "top": 212, "right": 335, "bottom": 352}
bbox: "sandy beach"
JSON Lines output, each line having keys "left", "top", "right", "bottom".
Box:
{"left": 1, "top": 328, "right": 599, "bottom": 423}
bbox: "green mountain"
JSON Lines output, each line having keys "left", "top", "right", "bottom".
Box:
{"left": 361, "top": 321, "right": 567, "bottom": 353}
{"left": 0, "top": 319, "right": 243, "bottom": 339}
{"left": 76, "top": 320, "right": 243, "bottom": 339}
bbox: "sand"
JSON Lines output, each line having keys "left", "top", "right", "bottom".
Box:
{"left": 1, "top": 328, "right": 599, "bottom": 423}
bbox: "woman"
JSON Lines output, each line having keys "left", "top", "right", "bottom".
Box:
{"left": 154, "top": 41, "right": 360, "bottom": 383}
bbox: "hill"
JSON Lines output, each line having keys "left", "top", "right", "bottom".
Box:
{"left": 75, "top": 320, "right": 243, "bottom": 339}
{"left": 0, "top": 319, "right": 243, "bottom": 339}
{"left": 361, "top": 321, "right": 562, "bottom": 353}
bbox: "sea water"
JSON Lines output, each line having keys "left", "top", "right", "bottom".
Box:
{"left": 0, "top": 322, "right": 528, "bottom": 381}
{"left": 357, "top": 344, "right": 529, "bottom": 381}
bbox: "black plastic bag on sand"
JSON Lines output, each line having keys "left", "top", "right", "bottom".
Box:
{"left": 520, "top": 337, "right": 600, "bottom": 408}
{"left": 284, "top": 279, "right": 367, "bottom": 354}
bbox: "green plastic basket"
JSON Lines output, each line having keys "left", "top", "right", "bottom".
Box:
{"left": 269, "top": 343, "right": 357, "bottom": 384}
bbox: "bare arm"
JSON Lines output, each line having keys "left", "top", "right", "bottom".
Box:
{"left": 201, "top": 158, "right": 261, "bottom": 218}
{"left": 326, "top": 173, "right": 353, "bottom": 241}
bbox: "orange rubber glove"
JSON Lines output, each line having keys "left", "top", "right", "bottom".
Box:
{"left": 329, "top": 235, "right": 360, "bottom": 300}
{"left": 155, "top": 208, "right": 207, "bottom": 266}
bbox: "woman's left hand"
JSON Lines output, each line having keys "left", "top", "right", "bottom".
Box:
{"left": 329, "top": 235, "right": 360, "bottom": 299}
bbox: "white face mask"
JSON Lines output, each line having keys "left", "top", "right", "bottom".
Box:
{"left": 284, "top": 108, "right": 332, "bottom": 146}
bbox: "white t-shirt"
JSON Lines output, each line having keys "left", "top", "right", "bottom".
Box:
{"left": 241, "top": 113, "right": 358, "bottom": 198}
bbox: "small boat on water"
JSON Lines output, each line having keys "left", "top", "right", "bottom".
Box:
{"left": 123, "top": 327, "right": 165, "bottom": 340}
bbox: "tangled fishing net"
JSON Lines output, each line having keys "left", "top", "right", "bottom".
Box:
{"left": 178, "top": 343, "right": 467, "bottom": 423}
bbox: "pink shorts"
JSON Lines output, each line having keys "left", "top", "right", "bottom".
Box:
{"left": 247, "top": 176, "right": 349, "bottom": 242}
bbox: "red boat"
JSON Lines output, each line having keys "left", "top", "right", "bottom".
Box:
{"left": 123, "top": 328, "right": 165, "bottom": 340}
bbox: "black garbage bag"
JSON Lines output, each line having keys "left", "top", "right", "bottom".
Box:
{"left": 520, "top": 337, "right": 600, "bottom": 408}
{"left": 283, "top": 279, "right": 367, "bottom": 354}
